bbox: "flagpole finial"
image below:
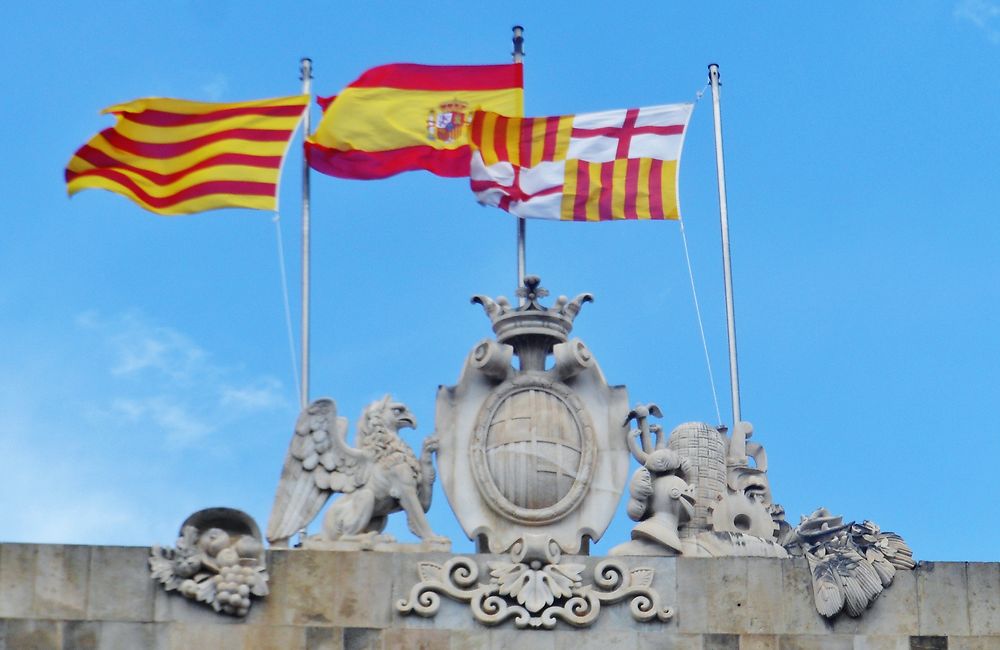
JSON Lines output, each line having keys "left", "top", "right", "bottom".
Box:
{"left": 512, "top": 25, "right": 525, "bottom": 63}
{"left": 300, "top": 58, "right": 313, "bottom": 82}
{"left": 708, "top": 63, "right": 720, "bottom": 84}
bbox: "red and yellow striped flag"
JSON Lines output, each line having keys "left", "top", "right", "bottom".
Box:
{"left": 65, "top": 95, "right": 309, "bottom": 215}
{"left": 470, "top": 103, "right": 693, "bottom": 221}
{"left": 306, "top": 63, "right": 522, "bottom": 180}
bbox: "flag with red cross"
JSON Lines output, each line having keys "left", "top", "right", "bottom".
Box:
{"left": 470, "top": 102, "right": 693, "bottom": 221}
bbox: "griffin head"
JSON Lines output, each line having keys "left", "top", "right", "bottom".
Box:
{"left": 363, "top": 394, "right": 418, "bottom": 434}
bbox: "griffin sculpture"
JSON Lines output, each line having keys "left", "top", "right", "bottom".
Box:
{"left": 266, "top": 396, "right": 447, "bottom": 548}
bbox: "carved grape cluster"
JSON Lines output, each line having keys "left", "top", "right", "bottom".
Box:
{"left": 212, "top": 564, "right": 258, "bottom": 616}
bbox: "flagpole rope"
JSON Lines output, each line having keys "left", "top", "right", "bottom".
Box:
{"left": 273, "top": 211, "right": 302, "bottom": 403}
{"left": 678, "top": 215, "right": 723, "bottom": 425}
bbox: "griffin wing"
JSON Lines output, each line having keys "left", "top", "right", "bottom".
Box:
{"left": 265, "top": 398, "right": 373, "bottom": 544}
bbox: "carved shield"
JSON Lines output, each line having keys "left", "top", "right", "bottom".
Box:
{"left": 436, "top": 339, "right": 629, "bottom": 554}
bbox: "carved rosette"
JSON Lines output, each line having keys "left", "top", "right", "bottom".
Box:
{"left": 396, "top": 535, "right": 674, "bottom": 629}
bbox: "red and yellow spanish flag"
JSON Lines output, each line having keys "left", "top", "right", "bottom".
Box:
{"left": 65, "top": 95, "right": 309, "bottom": 215}
{"left": 306, "top": 64, "right": 523, "bottom": 180}
{"left": 470, "top": 103, "right": 693, "bottom": 221}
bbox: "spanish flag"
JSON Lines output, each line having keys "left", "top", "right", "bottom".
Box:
{"left": 306, "top": 64, "right": 523, "bottom": 180}
{"left": 65, "top": 95, "right": 309, "bottom": 215}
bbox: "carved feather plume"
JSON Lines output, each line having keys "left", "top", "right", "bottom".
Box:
{"left": 266, "top": 398, "right": 373, "bottom": 544}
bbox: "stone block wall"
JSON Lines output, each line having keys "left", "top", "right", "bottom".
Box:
{"left": 0, "top": 543, "right": 996, "bottom": 649}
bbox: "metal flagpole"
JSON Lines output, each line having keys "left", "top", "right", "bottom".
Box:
{"left": 512, "top": 25, "right": 526, "bottom": 303}
{"left": 708, "top": 63, "right": 742, "bottom": 431}
{"left": 300, "top": 58, "right": 313, "bottom": 410}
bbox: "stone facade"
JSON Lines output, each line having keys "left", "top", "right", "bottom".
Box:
{"left": 0, "top": 543, "right": 996, "bottom": 649}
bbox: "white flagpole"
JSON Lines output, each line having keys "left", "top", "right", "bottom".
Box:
{"left": 708, "top": 63, "right": 742, "bottom": 435}
{"left": 512, "top": 25, "right": 526, "bottom": 303}
{"left": 300, "top": 58, "right": 313, "bottom": 410}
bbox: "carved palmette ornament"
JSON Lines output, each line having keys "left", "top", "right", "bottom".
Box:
{"left": 436, "top": 277, "right": 630, "bottom": 554}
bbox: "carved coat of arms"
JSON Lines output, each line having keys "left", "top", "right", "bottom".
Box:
{"left": 435, "top": 277, "right": 629, "bottom": 554}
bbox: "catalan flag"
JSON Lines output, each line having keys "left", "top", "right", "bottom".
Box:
{"left": 65, "top": 95, "right": 309, "bottom": 215}
{"left": 306, "top": 63, "right": 523, "bottom": 180}
{"left": 470, "top": 102, "right": 694, "bottom": 221}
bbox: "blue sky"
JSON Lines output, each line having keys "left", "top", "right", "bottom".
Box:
{"left": 2, "top": 2, "right": 998, "bottom": 561}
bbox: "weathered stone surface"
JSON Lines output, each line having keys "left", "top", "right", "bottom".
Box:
{"left": 87, "top": 546, "right": 155, "bottom": 621}
{"left": 917, "top": 562, "right": 970, "bottom": 636}
{"left": 676, "top": 557, "right": 749, "bottom": 633}
{"left": 851, "top": 636, "right": 909, "bottom": 650}
{"left": 778, "top": 557, "right": 828, "bottom": 635}
{"left": 553, "top": 629, "right": 638, "bottom": 649}
{"left": 63, "top": 621, "right": 100, "bottom": 649}
{"left": 0, "top": 543, "right": 37, "bottom": 618}
{"left": 635, "top": 632, "right": 704, "bottom": 650}
{"left": 908, "top": 636, "right": 948, "bottom": 650}
{"left": 702, "top": 633, "right": 740, "bottom": 650}
{"left": 342, "top": 627, "right": 382, "bottom": 650}
{"left": 777, "top": 635, "right": 854, "bottom": 650}
{"left": 97, "top": 622, "right": 166, "bottom": 650}
{"left": 381, "top": 627, "right": 454, "bottom": 649}
{"left": 251, "top": 550, "right": 393, "bottom": 628}
{"left": 739, "top": 635, "right": 780, "bottom": 650}
{"left": 304, "top": 626, "right": 343, "bottom": 650}
{"left": 444, "top": 630, "right": 490, "bottom": 650}
{"left": 967, "top": 562, "right": 1000, "bottom": 636}
{"left": 489, "top": 627, "right": 556, "bottom": 650}
{"left": 947, "top": 636, "right": 997, "bottom": 650}
{"left": 165, "top": 623, "right": 247, "bottom": 649}
{"left": 33, "top": 544, "right": 89, "bottom": 620}
{"left": 265, "top": 550, "right": 338, "bottom": 626}
{"left": 4, "top": 618, "right": 61, "bottom": 649}
{"left": 242, "top": 624, "right": 306, "bottom": 649}
{"left": 745, "top": 558, "right": 785, "bottom": 633}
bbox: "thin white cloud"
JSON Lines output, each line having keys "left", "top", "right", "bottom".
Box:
{"left": 75, "top": 310, "right": 289, "bottom": 448}
{"left": 110, "top": 396, "right": 214, "bottom": 446}
{"left": 956, "top": 0, "right": 1000, "bottom": 43}
{"left": 77, "top": 310, "right": 206, "bottom": 382}
{"left": 220, "top": 378, "right": 285, "bottom": 411}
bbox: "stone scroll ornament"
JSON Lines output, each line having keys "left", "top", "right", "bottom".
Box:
{"left": 149, "top": 508, "right": 268, "bottom": 617}
{"left": 265, "top": 395, "right": 448, "bottom": 550}
{"left": 397, "top": 534, "right": 674, "bottom": 629}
